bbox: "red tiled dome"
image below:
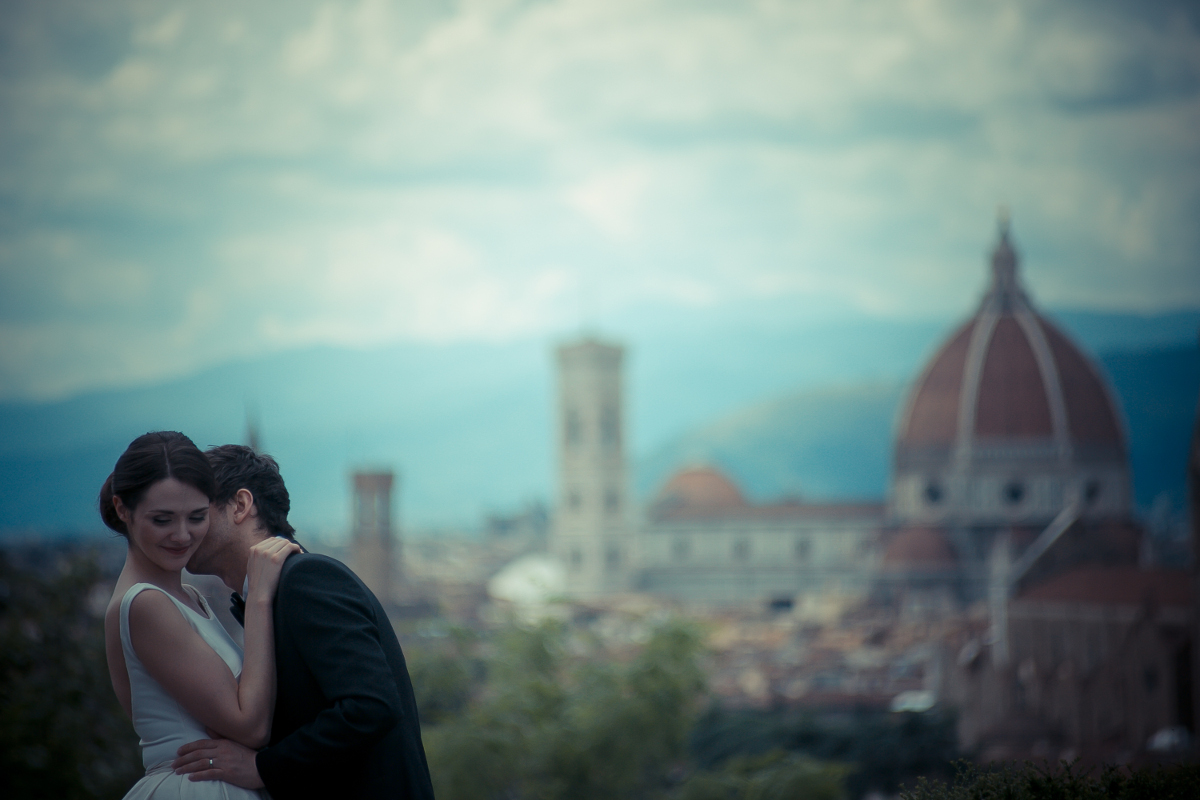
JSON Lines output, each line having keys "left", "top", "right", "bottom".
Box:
{"left": 897, "top": 223, "right": 1124, "bottom": 454}
{"left": 655, "top": 466, "right": 746, "bottom": 512}
{"left": 882, "top": 526, "right": 957, "bottom": 569}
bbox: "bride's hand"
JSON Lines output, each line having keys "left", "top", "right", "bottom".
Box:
{"left": 245, "top": 537, "right": 301, "bottom": 604}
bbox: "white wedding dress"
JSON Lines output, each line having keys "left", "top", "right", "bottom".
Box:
{"left": 119, "top": 582, "right": 269, "bottom": 800}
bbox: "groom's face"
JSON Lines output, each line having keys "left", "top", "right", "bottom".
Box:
{"left": 186, "top": 500, "right": 235, "bottom": 577}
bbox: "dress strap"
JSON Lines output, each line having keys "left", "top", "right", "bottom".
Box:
{"left": 181, "top": 583, "right": 212, "bottom": 619}
{"left": 119, "top": 583, "right": 208, "bottom": 655}
{"left": 119, "top": 583, "right": 170, "bottom": 656}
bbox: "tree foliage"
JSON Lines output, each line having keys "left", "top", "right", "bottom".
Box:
{"left": 672, "top": 750, "right": 849, "bottom": 800}
{"left": 901, "top": 760, "right": 1200, "bottom": 800}
{"left": 690, "top": 704, "right": 957, "bottom": 797}
{"left": 418, "top": 618, "right": 711, "bottom": 800}
{"left": 0, "top": 547, "right": 143, "bottom": 800}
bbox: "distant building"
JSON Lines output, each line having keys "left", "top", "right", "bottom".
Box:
{"left": 538, "top": 218, "right": 1196, "bottom": 761}
{"left": 351, "top": 470, "right": 398, "bottom": 605}
{"left": 883, "top": 217, "right": 1140, "bottom": 606}
{"left": 551, "top": 338, "right": 633, "bottom": 597}
{"left": 637, "top": 465, "right": 883, "bottom": 608}
{"left": 549, "top": 219, "right": 1159, "bottom": 619}
{"left": 942, "top": 565, "right": 1193, "bottom": 761}
{"left": 549, "top": 339, "right": 882, "bottom": 606}
{"left": 919, "top": 222, "right": 1195, "bottom": 761}
{"left": 546, "top": 337, "right": 884, "bottom": 606}
{"left": 485, "top": 501, "right": 549, "bottom": 546}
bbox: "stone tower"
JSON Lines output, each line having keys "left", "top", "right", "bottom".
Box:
{"left": 552, "top": 337, "right": 631, "bottom": 596}
{"left": 352, "top": 470, "right": 397, "bottom": 605}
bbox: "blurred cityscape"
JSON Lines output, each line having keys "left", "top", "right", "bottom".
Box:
{"left": 3, "top": 218, "right": 1198, "bottom": 799}
{"left": 2, "top": 2, "right": 1200, "bottom": 797}
{"left": 345, "top": 221, "right": 1200, "bottom": 765}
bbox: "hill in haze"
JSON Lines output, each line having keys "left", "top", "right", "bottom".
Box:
{"left": 0, "top": 309, "right": 1196, "bottom": 536}
{"left": 636, "top": 344, "right": 1199, "bottom": 519}
{"left": 636, "top": 382, "right": 905, "bottom": 503}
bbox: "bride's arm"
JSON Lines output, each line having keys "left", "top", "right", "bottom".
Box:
{"left": 129, "top": 538, "right": 299, "bottom": 749}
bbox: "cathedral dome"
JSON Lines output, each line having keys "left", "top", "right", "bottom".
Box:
{"left": 897, "top": 221, "right": 1124, "bottom": 458}
{"left": 890, "top": 216, "right": 1132, "bottom": 528}
{"left": 652, "top": 466, "right": 746, "bottom": 518}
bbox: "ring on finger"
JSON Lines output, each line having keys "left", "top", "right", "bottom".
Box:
{"left": 209, "top": 758, "right": 214, "bottom": 767}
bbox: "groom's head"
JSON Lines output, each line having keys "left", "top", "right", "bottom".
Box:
{"left": 187, "top": 444, "right": 296, "bottom": 582}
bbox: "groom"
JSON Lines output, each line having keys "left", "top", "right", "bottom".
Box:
{"left": 173, "top": 445, "right": 435, "bottom": 799}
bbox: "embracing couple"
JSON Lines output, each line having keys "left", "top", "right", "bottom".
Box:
{"left": 100, "top": 431, "right": 435, "bottom": 799}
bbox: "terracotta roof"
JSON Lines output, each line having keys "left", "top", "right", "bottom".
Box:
{"left": 1039, "top": 319, "right": 1123, "bottom": 446}
{"left": 974, "top": 316, "right": 1053, "bottom": 439}
{"left": 902, "top": 321, "right": 972, "bottom": 445}
{"left": 651, "top": 466, "right": 884, "bottom": 522}
{"left": 1016, "top": 565, "right": 1191, "bottom": 607}
{"left": 654, "top": 466, "right": 747, "bottom": 512}
{"left": 882, "top": 526, "right": 957, "bottom": 569}
{"left": 897, "top": 222, "right": 1126, "bottom": 453}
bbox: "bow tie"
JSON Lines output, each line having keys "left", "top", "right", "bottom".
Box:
{"left": 229, "top": 592, "right": 246, "bottom": 627}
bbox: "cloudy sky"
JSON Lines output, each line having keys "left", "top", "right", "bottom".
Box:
{"left": 1, "top": 0, "right": 1198, "bottom": 401}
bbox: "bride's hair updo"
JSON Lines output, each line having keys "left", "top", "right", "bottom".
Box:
{"left": 99, "top": 431, "right": 217, "bottom": 537}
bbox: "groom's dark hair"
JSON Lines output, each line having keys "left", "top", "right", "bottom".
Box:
{"left": 206, "top": 444, "right": 297, "bottom": 539}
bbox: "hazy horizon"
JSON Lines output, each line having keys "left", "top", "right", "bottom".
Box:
{"left": 0, "top": 308, "right": 1195, "bottom": 536}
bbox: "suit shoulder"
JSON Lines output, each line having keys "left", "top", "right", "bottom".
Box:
{"left": 279, "top": 551, "right": 348, "bottom": 575}
{"left": 277, "top": 553, "right": 371, "bottom": 597}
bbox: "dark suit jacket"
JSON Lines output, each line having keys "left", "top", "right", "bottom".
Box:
{"left": 254, "top": 553, "right": 435, "bottom": 799}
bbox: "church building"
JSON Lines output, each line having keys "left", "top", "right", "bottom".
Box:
{"left": 882, "top": 215, "right": 1140, "bottom": 607}
{"left": 550, "top": 218, "right": 1144, "bottom": 612}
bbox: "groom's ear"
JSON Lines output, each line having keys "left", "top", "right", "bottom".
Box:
{"left": 230, "top": 488, "right": 257, "bottom": 526}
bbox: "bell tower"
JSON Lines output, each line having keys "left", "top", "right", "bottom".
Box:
{"left": 351, "top": 470, "right": 397, "bottom": 605}
{"left": 552, "top": 337, "right": 632, "bottom": 596}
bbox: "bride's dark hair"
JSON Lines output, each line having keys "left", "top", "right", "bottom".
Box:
{"left": 99, "top": 431, "right": 217, "bottom": 537}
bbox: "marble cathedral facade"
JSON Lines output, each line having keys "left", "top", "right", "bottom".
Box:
{"left": 549, "top": 219, "right": 1147, "bottom": 612}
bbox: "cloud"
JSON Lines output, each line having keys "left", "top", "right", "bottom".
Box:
{"left": 565, "top": 167, "right": 649, "bottom": 241}
{"left": 0, "top": 0, "right": 1198, "bottom": 399}
{"left": 221, "top": 220, "right": 576, "bottom": 346}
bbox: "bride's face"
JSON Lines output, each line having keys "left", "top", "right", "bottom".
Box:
{"left": 117, "top": 478, "right": 211, "bottom": 573}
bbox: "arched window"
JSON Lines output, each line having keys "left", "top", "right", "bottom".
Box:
{"left": 673, "top": 538, "right": 690, "bottom": 561}
{"left": 733, "top": 538, "right": 750, "bottom": 561}
{"left": 605, "top": 546, "right": 621, "bottom": 571}
{"left": 600, "top": 406, "right": 620, "bottom": 448}
{"left": 794, "top": 539, "right": 811, "bottom": 561}
{"left": 565, "top": 408, "right": 583, "bottom": 446}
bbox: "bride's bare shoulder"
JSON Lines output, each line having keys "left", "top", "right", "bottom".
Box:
{"left": 104, "top": 578, "right": 137, "bottom": 630}
{"left": 126, "top": 587, "right": 184, "bottom": 625}
{"left": 108, "top": 584, "right": 190, "bottom": 641}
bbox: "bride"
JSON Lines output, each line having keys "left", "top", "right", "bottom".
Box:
{"left": 100, "top": 431, "right": 299, "bottom": 799}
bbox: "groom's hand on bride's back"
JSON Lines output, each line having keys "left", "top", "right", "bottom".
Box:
{"left": 173, "top": 735, "right": 264, "bottom": 789}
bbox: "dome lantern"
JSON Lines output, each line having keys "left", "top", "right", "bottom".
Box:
{"left": 986, "top": 209, "right": 1024, "bottom": 311}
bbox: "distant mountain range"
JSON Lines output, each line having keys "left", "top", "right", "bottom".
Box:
{"left": 0, "top": 308, "right": 1196, "bottom": 536}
